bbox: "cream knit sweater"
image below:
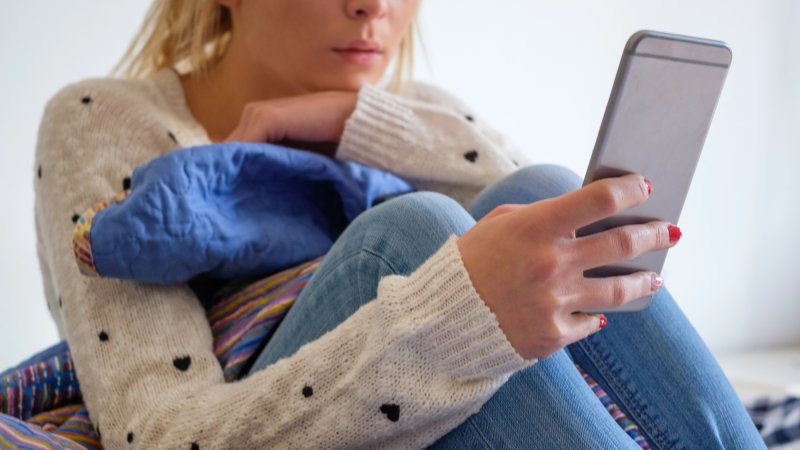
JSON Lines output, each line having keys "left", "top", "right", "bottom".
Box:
{"left": 34, "top": 69, "right": 533, "bottom": 449}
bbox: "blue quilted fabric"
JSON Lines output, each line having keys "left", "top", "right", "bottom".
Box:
{"left": 88, "top": 143, "right": 413, "bottom": 284}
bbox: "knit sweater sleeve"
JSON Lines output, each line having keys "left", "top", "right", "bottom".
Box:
{"left": 34, "top": 80, "right": 531, "bottom": 449}
{"left": 337, "top": 82, "right": 532, "bottom": 205}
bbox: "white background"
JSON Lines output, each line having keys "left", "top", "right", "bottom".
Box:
{"left": 1, "top": 1, "right": 798, "bottom": 369}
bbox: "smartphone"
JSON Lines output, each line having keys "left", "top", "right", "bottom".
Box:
{"left": 578, "top": 30, "right": 732, "bottom": 312}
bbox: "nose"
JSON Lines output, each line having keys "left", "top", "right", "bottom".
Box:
{"left": 344, "top": 0, "right": 387, "bottom": 20}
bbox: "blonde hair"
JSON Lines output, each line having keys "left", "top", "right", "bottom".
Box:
{"left": 115, "top": 0, "right": 418, "bottom": 92}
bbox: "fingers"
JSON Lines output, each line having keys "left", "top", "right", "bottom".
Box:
{"left": 574, "top": 271, "right": 663, "bottom": 311}
{"left": 534, "top": 272, "right": 662, "bottom": 355}
{"left": 538, "top": 175, "right": 651, "bottom": 232}
{"left": 226, "top": 93, "right": 357, "bottom": 144}
{"left": 542, "top": 270, "right": 665, "bottom": 351}
{"left": 565, "top": 312, "right": 607, "bottom": 344}
{"left": 225, "top": 102, "right": 286, "bottom": 143}
{"left": 224, "top": 114, "right": 264, "bottom": 143}
{"left": 574, "top": 221, "right": 675, "bottom": 270}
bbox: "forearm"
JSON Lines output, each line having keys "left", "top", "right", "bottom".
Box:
{"left": 337, "top": 83, "right": 529, "bottom": 200}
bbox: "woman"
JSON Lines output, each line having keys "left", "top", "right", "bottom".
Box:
{"left": 34, "top": 0, "right": 765, "bottom": 448}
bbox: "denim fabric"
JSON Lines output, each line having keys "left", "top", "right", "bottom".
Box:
{"left": 248, "top": 165, "right": 766, "bottom": 449}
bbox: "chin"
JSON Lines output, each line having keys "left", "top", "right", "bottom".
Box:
{"left": 312, "top": 72, "right": 383, "bottom": 92}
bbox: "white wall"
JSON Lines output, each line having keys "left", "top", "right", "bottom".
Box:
{"left": 0, "top": 1, "right": 152, "bottom": 368}
{"left": 1, "top": 1, "right": 797, "bottom": 368}
{"left": 414, "top": 0, "right": 800, "bottom": 355}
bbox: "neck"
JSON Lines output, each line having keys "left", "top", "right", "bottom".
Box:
{"left": 179, "top": 45, "right": 306, "bottom": 143}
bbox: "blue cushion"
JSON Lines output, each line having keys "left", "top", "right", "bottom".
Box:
{"left": 88, "top": 143, "right": 413, "bottom": 284}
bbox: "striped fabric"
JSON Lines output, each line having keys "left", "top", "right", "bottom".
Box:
{"left": 72, "top": 190, "right": 130, "bottom": 278}
{"left": 26, "top": 404, "right": 100, "bottom": 450}
{"left": 577, "top": 364, "right": 652, "bottom": 449}
{"left": 3, "top": 257, "right": 656, "bottom": 448}
{"left": 208, "top": 256, "right": 323, "bottom": 381}
{"left": 0, "top": 344, "right": 97, "bottom": 448}
{"left": 0, "top": 349, "right": 80, "bottom": 421}
{"left": 0, "top": 412, "right": 89, "bottom": 450}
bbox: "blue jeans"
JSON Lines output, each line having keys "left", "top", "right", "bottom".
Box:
{"left": 248, "top": 165, "right": 766, "bottom": 449}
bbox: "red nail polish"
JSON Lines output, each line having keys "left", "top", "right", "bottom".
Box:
{"left": 668, "top": 225, "right": 682, "bottom": 243}
{"left": 644, "top": 179, "right": 653, "bottom": 195}
{"left": 599, "top": 315, "right": 608, "bottom": 330}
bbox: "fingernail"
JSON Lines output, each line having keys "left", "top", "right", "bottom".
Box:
{"left": 668, "top": 225, "right": 682, "bottom": 243}
{"left": 599, "top": 315, "right": 608, "bottom": 330}
{"left": 651, "top": 273, "right": 664, "bottom": 290}
{"left": 644, "top": 178, "right": 653, "bottom": 195}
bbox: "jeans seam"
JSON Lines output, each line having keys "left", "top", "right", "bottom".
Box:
{"left": 465, "top": 415, "right": 496, "bottom": 449}
{"left": 578, "top": 337, "right": 677, "bottom": 450}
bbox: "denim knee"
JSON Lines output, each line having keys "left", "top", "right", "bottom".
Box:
{"left": 381, "top": 191, "right": 474, "bottom": 234}
{"left": 469, "top": 164, "right": 582, "bottom": 220}
{"left": 340, "top": 191, "right": 475, "bottom": 276}
{"left": 246, "top": 194, "right": 476, "bottom": 372}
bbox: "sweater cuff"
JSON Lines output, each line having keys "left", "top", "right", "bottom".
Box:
{"left": 72, "top": 189, "right": 130, "bottom": 277}
{"left": 380, "top": 236, "right": 534, "bottom": 381}
{"left": 337, "top": 84, "right": 416, "bottom": 166}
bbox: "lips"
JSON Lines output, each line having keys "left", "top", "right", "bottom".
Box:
{"left": 333, "top": 39, "right": 383, "bottom": 66}
{"left": 335, "top": 39, "right": 382, "bottom": 52}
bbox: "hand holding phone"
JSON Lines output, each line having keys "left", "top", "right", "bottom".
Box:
{"left": 579, "top": 30, "right": 732, "bottom": 312}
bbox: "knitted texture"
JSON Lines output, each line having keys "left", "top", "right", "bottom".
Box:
{"left": 2, "top": 264, "right": 651, "bottom": 449}
{"left": 34, "top": 69, "right": 532, "bottom": 448}
{"left": 6, "top": 247, "right": 655, "bottom": 449}
{"left": 339, "top": 84, "right": 529, "bottom": 206}
{"left": 0, "top": 257, "right": 322, "bottom": 448}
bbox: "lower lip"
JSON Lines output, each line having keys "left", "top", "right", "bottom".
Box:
{"left": 334, "top": 50, "right": 381, "bottom": 66}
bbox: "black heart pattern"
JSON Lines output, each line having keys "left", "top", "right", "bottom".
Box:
{"left": 173, "top": 356, "right": 192, "bottom": 371}
{"left": 379, "top": 403, "right": 400, "bottom": 422}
